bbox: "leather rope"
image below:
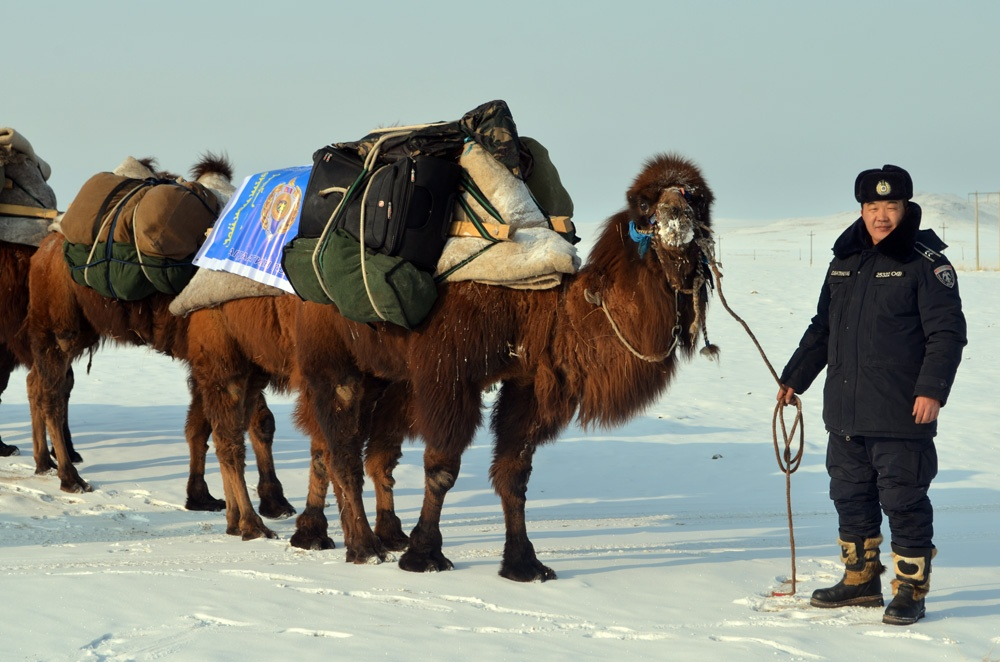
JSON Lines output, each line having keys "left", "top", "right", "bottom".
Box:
{"left": 706, "top": 258, "right": 805, "bottom": 596}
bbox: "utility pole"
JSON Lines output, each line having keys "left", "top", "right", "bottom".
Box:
{"left": 808, "top": 231, "right": 814, "bottom": 266}
{"left": 939, "top": 220, "right": 948, "bottom": 241}
{"left": 968, "top": 191, "right": 1000, "bottom": 271}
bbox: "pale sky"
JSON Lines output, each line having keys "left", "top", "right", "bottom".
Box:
{"left": 7, "top": 0, "right": 999, "bottom": 224}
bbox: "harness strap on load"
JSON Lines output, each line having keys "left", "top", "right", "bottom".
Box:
{"left": 0, "top": 202, "right": 58, "bottom": 219}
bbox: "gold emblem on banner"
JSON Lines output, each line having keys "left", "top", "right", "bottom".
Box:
{"left": 260, "top": 177, "right": 302, "bottom": 237}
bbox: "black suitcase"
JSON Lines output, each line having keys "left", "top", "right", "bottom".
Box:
{"left": 300, "top": 147, "right": 461, "bottom": 271}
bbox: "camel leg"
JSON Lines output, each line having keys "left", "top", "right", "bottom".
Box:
{"left": 364, "top": 381, "right": 409, "bottom": 551}
{"left": 398, "top": 384, "right": 483, "bottom": 573}
{"left": 27, "top": 360, "right": 89, "bottom": 492}
{"left": 183, "top": 384, "right": 225, "bottom": 512}
{"left": 0, "top": 347, "right": 18, "bottom": 455}
{"left": 246, "top": 384, "right": 295, "bottom": 519}
{"left": 292, "top": 374, "right": 387, "bottom": 563}
{"left": 489, "top": 380, "right": 562, "bottom": 582}
{"left": 187, "top": 315, "right": 274, "bottom": 540}
{"left": 59, "top": 366, "right": 82, "bottom": 464}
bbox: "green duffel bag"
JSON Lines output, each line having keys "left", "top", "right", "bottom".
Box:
{"left": 282, "top": 229, "right": 438, "bottom": 329}
{"left": 64, "top": 240, "right": 197, "bottom": 301}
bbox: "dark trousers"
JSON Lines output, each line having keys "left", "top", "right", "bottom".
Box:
{"left": 826, "top": 433, "right": 938, "bottom": 548}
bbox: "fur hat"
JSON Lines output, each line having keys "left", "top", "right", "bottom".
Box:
{"left": 854, "top": 164, "right": 913, "bottom": 203}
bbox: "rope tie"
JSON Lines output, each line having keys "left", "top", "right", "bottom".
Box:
{"left": 706, "top": 258, "right": 805, "bottom": 596}
{"left": 584, "top": 288, "right": 681, "bottom": 363}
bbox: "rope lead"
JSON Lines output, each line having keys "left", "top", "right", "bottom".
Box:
{"left": 707, "top": 258, "right": 805, "bottom": 596}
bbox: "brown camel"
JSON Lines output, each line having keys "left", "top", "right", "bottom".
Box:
{"left": 180, "top": 293, "right": 412, "bottom": 549}
{"left": 25, "top": 155, "right": 295, "bottom": 531}
{"left": 0, "top": 240, "right": 79, "bottom": 461}
{"left": 1, "top": 148, "right": 80, "bottom": 461}
{"left": 289, "top": 153, "right": 718, "bottom": 581}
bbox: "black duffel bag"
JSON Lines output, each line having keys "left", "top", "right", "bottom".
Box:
{"left": 299, "top": 145, "right": 461, "bottom": 272}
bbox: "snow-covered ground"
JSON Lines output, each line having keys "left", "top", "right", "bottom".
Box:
{"left": 2, "top": 194, "right": 998, "bottom": 661}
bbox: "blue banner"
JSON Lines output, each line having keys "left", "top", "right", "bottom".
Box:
{"left": 193, "top": 165, "right": 311, "bottom": 291}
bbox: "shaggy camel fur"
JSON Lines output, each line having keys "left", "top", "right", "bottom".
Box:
{"left": 0, "top": 240, "right": 79, "bottom": 460}
{"left": 0, "top": 148, "right": 80, "bottom": 460}
{"left": 25, "top": 155, "right": 295, "bottom": 531}
{"left": 175, "top": 293, "right": 412, "bottom": 550}
{"left": 289, "top": 153, "right": 718, "bottom": 581}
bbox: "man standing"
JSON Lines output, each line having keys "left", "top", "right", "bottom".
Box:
{"left": 777, "top": 165, "right": 966, "bottom": 625}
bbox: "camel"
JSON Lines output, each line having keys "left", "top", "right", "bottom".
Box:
{"left": 175, "top": 292, "right": 412, "bottom": 549}
{"left": 0, "top": 140, "right": 80, "bottom": 461}
{"left": 25, "top": 155, "right": 295, "bottom": 530}
{"left": 288, "top": 153, "right": 718, "bottom": 581}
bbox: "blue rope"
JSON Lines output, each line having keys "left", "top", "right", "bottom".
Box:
{"left": 628, "top": 220, "right": 651, "bottom": 258}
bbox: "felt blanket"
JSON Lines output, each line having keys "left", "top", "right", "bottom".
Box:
{"left": 0, "top": 127, "right": 58, "bottom": 246}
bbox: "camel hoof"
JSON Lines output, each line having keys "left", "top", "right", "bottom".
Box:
{"left": 290, "top": 530, "right": 336, "bottom": 551}
{"left": 398, "top": 549, "right": 454, "bottom": 573}
{"left": 345, "top": 540, "right": 390, "bottom": 565}
{"left": 241, "top": 524, "right": 278, "bottom": 541}
{"left": 60, "top": 479, "right": 92, "bottom": 494}
{"left": 500, "top": 561, "right": 557, "bottom": 582}
{"left": 377, "top": 531, "right": 410, "bottom": 553}
{"left": 34, "top": 463, "right": 57, "bottom": 476}
{"left": 185, "top": 496, "right": 227, "bottom": 512}
{"left": 259, "top": 498, "right": 296, "bottom": 520}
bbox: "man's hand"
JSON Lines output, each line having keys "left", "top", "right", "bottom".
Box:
{"left": 777, "top": 384, "right": 797, "bottom": 405}
{"left": 913, "top": 396, "right": 942, "bottom": 425}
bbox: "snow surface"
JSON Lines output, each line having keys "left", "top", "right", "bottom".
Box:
{"left": 1, "top": 194, "right": 998, "bottom": 661}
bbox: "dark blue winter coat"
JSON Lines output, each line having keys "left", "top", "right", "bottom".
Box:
{"left": 779, "top": 203, "right": 967, "bottom": 438}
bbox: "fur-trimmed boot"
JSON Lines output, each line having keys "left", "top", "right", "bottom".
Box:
{"left": 883, "top": 544, "right": 936, "bottom": 625}
{"left": 810, "top": 534, "right": 885, "bottom": 608}
{"left": 0, "top": 441, "right": 20, "bottom": 457}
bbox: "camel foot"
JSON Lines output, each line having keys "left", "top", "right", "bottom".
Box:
{"left": 59, "top": 477, "right": 92, "bottom": 493}
{"left": 344, "top": 538, "right": 390, "bottom": 565}
{"left": 49, "top": 447, "right": 84, "bottom": 464}
{"left": 185, "top": 495, "right": 226, "bottom": 512}
{"left": 290, "top": 529, "right": 336, "bottom": 551}
{"left": 398, "top": 548, "right": 454, "bottom": 573}
{"left": 500, "top": 559, "right": 557, "bottom": 582}
{"left": 375, "top": 511, "right": 410, "bottom": 552}
{"left": 258, "top": 496, "right": 296, "bottom": 520}
{"left": 240, "top": 521, "right": 278, "bottom": 541}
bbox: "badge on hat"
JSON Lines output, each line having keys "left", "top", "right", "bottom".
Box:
{"left": 934, "top": 265, "right": 956, "bottom": 288}
{"left": 875, "top": 180, "right": 892, "bottom": 197}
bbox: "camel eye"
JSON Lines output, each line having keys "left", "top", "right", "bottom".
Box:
{"left": 638, "top": 200, "right": 650, "bottom": 214}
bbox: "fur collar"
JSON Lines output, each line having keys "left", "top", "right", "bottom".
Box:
{"left": 833, "top": 202, "right": 925, "bottom": 262}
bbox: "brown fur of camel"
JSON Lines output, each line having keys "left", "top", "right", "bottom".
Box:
{"left": 25, "top": 155, "right": 295, "bottom": 535}
{"left": 289, "top": 153, "right": 718, "bottom": 581}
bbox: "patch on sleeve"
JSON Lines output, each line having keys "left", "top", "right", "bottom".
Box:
{"left": 933, "top": 265, "right": 956, "bottom": 288}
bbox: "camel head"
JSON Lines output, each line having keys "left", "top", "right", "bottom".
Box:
{"left": 626, "top": 153, "right": 713, "bottom": 251}
{"left": 620, "top": 153, "right": 718, "bottom": 357}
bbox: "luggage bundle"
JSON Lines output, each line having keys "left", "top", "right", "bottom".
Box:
{"left": 282, "top": 99, "right": 576, "bottom": 329}
{"left": 60, "top": 172, "right": 222, "bottom": 300}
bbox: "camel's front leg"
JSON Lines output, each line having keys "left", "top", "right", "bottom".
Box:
{"left": 399, "top": 446, "right": 459, "bottom": 573}
{"left": 183, "top": 386, "right": 225, "bottom": 512}
{"left": 364, "top": 381, "right": 409, "bottom": 551}
{"left": 246, "top": 387, "right": 295, "bottom": 519}
{"left": 27, "top": 365, "right": 89, "bottom": 492}
{"left": 489, "top": 380, "right": 560, "bottom": 582}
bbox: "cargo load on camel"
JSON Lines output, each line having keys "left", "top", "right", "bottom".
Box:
{"left": 60, "top": 161, "right": 225, "bottom": 301}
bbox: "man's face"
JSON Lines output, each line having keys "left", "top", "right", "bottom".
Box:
{"left": 861, "top": 200, "right": 906, "bottom": 245}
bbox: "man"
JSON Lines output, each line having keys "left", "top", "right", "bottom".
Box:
{"left": 777, "top": 165, "right": 966, "bottom": 625}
